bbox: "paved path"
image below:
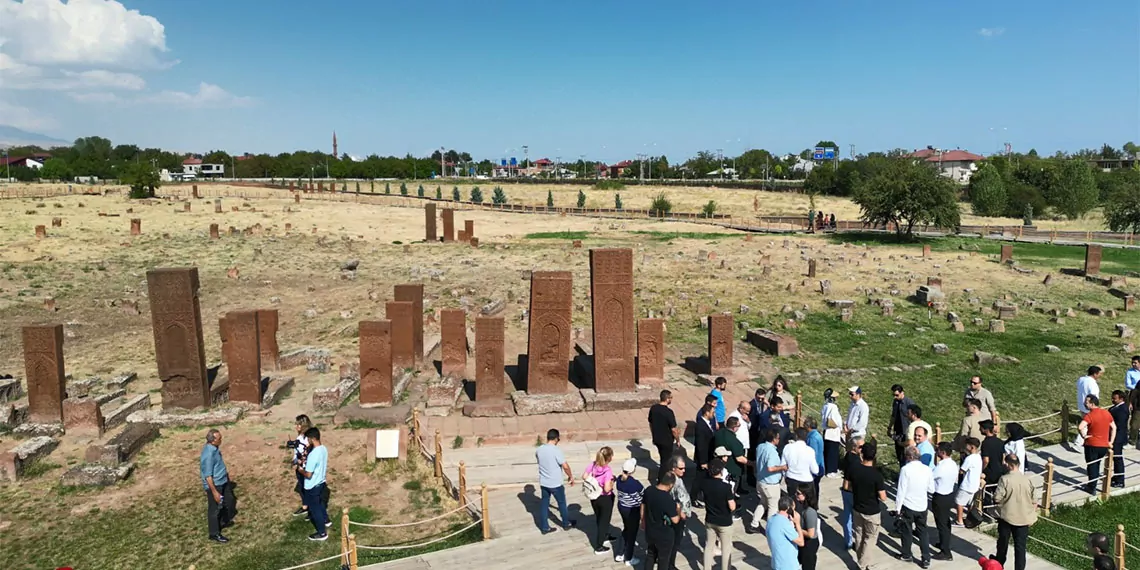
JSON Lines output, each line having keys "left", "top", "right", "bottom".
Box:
{"left": 363, "top": 439, "right": 1069, "bottom": 570}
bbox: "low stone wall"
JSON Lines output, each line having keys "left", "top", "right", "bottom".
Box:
{"left": 103, "top": 394, "right": 151, "bottom": 431}
{"left": 126, "top": 407, "right": 243, "bottom": 427}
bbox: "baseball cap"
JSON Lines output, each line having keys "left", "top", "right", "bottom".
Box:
{"left": 714, "top": 446, "right": 731, "bottom": 457}
{"left": 622, "top": 458, "right": 637, "bottom": 474}
{"left": 848, "top": 386, "right": 861, "bottom": 394}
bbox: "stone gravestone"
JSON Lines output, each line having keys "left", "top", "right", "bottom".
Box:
{"left": 464, "top": 220, "right": 475, "bottom": 240}
{"left": 441, "top": 209, "right": 455, "bottom": 242}
{"left": 394, "top": 284, "right": 424, "bottom": 364}
{"left": 1085, "top": 244, "right": 1102, "bottom": 276}
{"left": 637, "top": 318, "right": 665, "bottom": 383}
{"left": 215, "top": 199, "right": 223, "bottom": 213}
{"left": 257, "top": 309, "right": 279, "bottom": 371}
{"left": 146, "top": 268, "right": 209, "bottom": 410}
{"left": 294, "top": 193, "right": 300, "bottom": 204}
{"left": 807, "top": 259, "right": 816, "bottom": 277}
{"left": 707, "top": 314, "right": 734, "bottom": 375}
{"left": 425, "top": 203, "right": 437, "bottom": 242}
{"left": 746, "top": 329, "right": 799, "bottom": 357}
{"left": 1000, "top": 245, "right": 1013, "bottom": 264}
{"left": 359, "top": 320, "right": 393, "bottom": 406}
{"left": 35, "top": 225, "right": 46, "bottom": 239}
{"left": 526, "top": 271, "right": 573, "bottom": 394}
{"left": 222, "top": 311, "right": 262, "bottom": 406}
{"left": 440, "top": 309, "right": 466, "bottom": 377}
{"left": 192, "top": 185, "right": 200, "bottom": 199}
{"left": 475, "top": 316, "right": 505, "bottom": 400}
{"left": 130, "top": 218, "right": 141, "bottom": 235}
{"left": 23, "top": 325, "right": 66, "bottom": 423}
{"left": 183, "top": 202, "right": 191, "bottom": 212}
{"left": 1125, "top": 295, "right": 1135, "bottom": 312}
{"left": 922, "top": 244, "right": 931, "bottom": 257}
{"left": 386, "top": 301, "right": 415, "bottom": 369}
{"left": 209, "top": 224, "right": 220, "bottom": 239}
{"left": 458, "top": 230, "right": 467, "bottom": 242}
{"left": 590, "top": 249, "right": 636, "bottom": 392}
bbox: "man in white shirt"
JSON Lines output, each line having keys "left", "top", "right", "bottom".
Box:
{"left": 893, "top": 445, "right": 935, "bottom": 566}
{"left": 956, "top": 437, "right": 983, "bottom": 526}
{"left": 781, "top": 427, "right": 819, "bottom": 497}
{"left": 845, "top": 385, "right": 869, "bottom": 445}
{"left": 1077, "top": 366, "right": 1103, "bottom": 415}
{"left": 930, "top": 442, "right": 958, "bottom": 561}
{"left": 726, "top": 400, "right": 752, "bottom": 458}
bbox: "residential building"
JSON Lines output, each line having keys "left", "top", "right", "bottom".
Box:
{"left": 182, "top": 157, "right": 225, "bottom": 178}
{"left": 608, "top": 160, "right": 633, "bottom": 178}
{"left": 0, "top": 152, "right": 50, "bottom": 169}
{"left": 908, "top": 148, "right": 983, "bottom": 183}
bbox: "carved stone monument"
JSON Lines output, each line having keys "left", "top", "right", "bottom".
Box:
{"left": 257, "top": 309, "right": 279, "bottom": 371}
{"left": 386, "top": 301, "right": 415, "bottom": 369}
{"left": 464, "top": 220, "right": 475, "bottom": 240}
{"left": 637, "top": 318, "right": 665, "bottom": 383}
{"left": 130, "top": 218, "right": 141, "bottom": 235}
{"left": 209, "top": 223, "right": 220, "bottom": 239}
{"left": 441, "top": 209, "right": 455, "bottom": 242}
{"left": 1085, "top": 244, "right": 1102, "bottom": 276}
{"left": 1000, "top": 244, "right": 1013, "bottom": 264}
{"left": 359, "top": 320, "right": 393, "bottom": 406}
{"left": 146, "top": 268, "right": 209, "bottom": 410}
{"left": 590, "top": 249, "right": 635, "bottom": 392}
{"left": 526, "top": 271, "right": 573, "bottom": 394}
{"left": 222, "top": 311, "right": 262, "bottom": 406}
{"left": 440, "top": 309, "right": 466, "bottom": 377}
{"left": 707, "top": 314, "right": 734, "bottom": 375}
{"left": 394, "top": 284, "right": 424, "bottom": 364}
{"left": 475, "top": 316, "right": 505, "bottom": 400}
{"left": 807, "top": 259, "right": 816, "bottom": 277}
{"left": 425, "top": 203, "right": 437, "bottom": 242}
{"left": 23, "top": 325, "right": 66, "bottom": 423}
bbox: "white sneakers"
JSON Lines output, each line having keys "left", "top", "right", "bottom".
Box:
{"left": 614, "top": 554, "right": 641, "bottom": 566}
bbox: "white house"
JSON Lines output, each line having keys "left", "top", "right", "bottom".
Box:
{"left": 182, "top": 157, "right": 225, "bottom": 178}
{"left": 786, "top": 155, "right": 816, "bottom": 174}
{"left": 908, "top": 148, "right": 983, "bottom": 183}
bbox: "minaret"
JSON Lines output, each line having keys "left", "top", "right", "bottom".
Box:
{"left": 332, "top": 131, "right": 338, "bottom": 158}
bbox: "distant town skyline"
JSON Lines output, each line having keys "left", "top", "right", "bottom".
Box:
{"left": 1, "top": 0, "right": 1136, "bottom": 162}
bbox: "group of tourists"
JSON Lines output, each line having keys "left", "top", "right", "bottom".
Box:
{"left": 531, "top": 354, "right": 1140, "bottom": 570}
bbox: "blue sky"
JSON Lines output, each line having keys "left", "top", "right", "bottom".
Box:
{"left": 1, "top": 0, "right": 1137, "bottom": 162}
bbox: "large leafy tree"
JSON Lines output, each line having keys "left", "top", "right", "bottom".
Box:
{"left": 853, "top": 159, "right": 961, "bottom": 238}
{"left": 968, "top": 162, "right": 1007, "bottom": 217}
{"left": 1051, "top": 160, "right": 1099, "bottom": 219}
{"left": 122, "top": 162, "right": 161, "bottom": 198}
{"left": 39, "top": 158, "right": 71, "bottom": 181}
{"left": 1103, "top": 169, "right": 1140, "bottom": 233}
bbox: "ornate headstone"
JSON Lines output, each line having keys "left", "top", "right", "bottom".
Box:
{"left": 1085, "top": 244, "right": 1102, "bottom": 276}
{"left": 526, "top": 271, "right": 573, "bottom": 394}
{"left": 222, "top": 311, "right": 262, "bottom": 405}
{"left": 1000, "top": 244, "right": 1013, "bottom": 264}
{"left": 35, "top": 225, "right": 46, "bottom": 239}
{"left": 146, "top": 268, "right": 209, "bottom": 410}
{"left": 1125, "top": 295, "right": 1135, "bottom": 312}
{"left": 441, "top": 209, "right": 455, "bottom": 242}
{"left": 590, "top": 249, "right": 635, "bottom": 392}
{"left": 637, "top": 318, "right": 665, "bottom": 383}
{"left": 425, "top": 203, "right": 437, "bottom": 242}
{"left": 257, "top": 309, "right": 279, "bottom": 371}
{"left": 23, "top": 325, "right": 66, "bottom": 423}
{"left": 707, "top": 314, "right": 734, "bottom": 375}
{"left": 440, "top": 309, "right": 466, "bottom": 377}
{"left": 394, "top": 284, "right": 424, "bottom": 364}
{"left": 475, "top": 316, "right": 505, "bottom": 400}
{"left": 359, "top": 320, "right": 393, "bottom": 406}
{"left": 386, "top": 301, "right": 415, "bottom": 369}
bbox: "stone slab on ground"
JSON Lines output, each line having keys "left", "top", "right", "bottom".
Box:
{"left": 510, "top": 390, "right": 585, "bottom": 415}
{"left": 93, "top": 389, "right": 126, "bottom": 407}
{"left": 332, "top": 402, "right": 411, "bottom": 427}
{"left": 13, "top": 422, "right": 64, "bottom": 437}
{"left": 102, "top": 394, "right": 151, "bottom": 431}
{"left": 126, "top": 406, "right": 243, "bottom": 427}
{"left": 461, "top": 399, "right": 515, "bottom": 417}
{"left": 278, "top": 347, "right": 332, "bottom": 373}
{"left": 312, "top": 376, "right": 360, "bottom": 413}
{"left": 1, "top": 436, "right": 59, "bottom": 481}
{"left": 426, "top": 375, "right": 464, "bottom": 408}
{"left": 2, "top": 400, "right": 29, "bottom": 428}
{"left": 261, "top": 376, "right": 294, "bottom": 408}
{"left": 0, "top": 378, "right": 23, "bottom": 404}
{"left": 105, "top": 372, "right": 138, "bottom": 390}
{"left": 59, "top": 463, "right": 133, "bottom": 488}
{"left": 579, "top": 386, "right": 659, "bottom": 412}
{"left": 746, "top": 328, "right": 800, "bottom": 357}
{"left": 85, "top": 422, "right": 161, "bottom": 465}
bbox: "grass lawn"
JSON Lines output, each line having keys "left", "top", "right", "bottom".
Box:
{"left": 1019, "top": 493, "right": 1140, "bottom": 570}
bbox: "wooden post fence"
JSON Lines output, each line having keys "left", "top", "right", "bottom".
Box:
{"left": 481, "top": 483, "right": 491, "bottom": 540}
{"left": 1060, "top": 401, "right": 1071, "bottom": 443}
{"left": 434, "top": 428, "right": 443, "bottom": 478}
{"left": 1043, "top": 458, "right": 1055, "bottom": 516}
{"left": 1115, "top": 524, "right": 1126, "bottom": 570}
{"left": 975, "top": 474, "right": 987, "bottom": 517}
{"left": 349, "top": 533, "right": 359, "bottom": 570}
{"left": 458, "top": 460, "right": 468, "bottom": 506}
{"left": 934, "top": 422, "right": 942, "bottom": 446}
{"left": 794, "top": 391, "right": 803, "bottom": 428}
{"left": 341, "top": 507, "right": 351, "bottom": 566}
{"left": 994, "top": 410, "right": 1001, "bottom": 430}
{"left": 1101, "top": 449, "right": 1114, "bottom": 501}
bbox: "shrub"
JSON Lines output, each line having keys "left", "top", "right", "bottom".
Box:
{"left": 615, "top": 193, "right": 623, "bottom": 210}
{"left": 399, "top": 182, "right": 408, "bottom": 195}
{"left": 417, "top": 184, "right": 425, "bottom": 197}
{"left": 452, "top": 186, "right": 460, "bottom": 201}
{"left": 547, "top": 190, "right": 554, "bottom": 208}
{"left": 385, "top": 182, "right": 391, "bottom": 194}
{"left": 370, "top": 179, "right": 375, "bottom": 192}
{"left": 470, "top": 186, "right": 484, "bottom": 204}
{"left": 435, "top": 186, "right": 442, "bottom": 200}
{"left": 577, "top": 189, "right": 586, "bottom": 208}
{"left": 355, "top": 181, "right": 360, "bottom": 193}
{"left": 650, "top": 192, "right": 672, "bottom": 216}
{"left": 702, "top": 200, "right": 717, "bottom": 218}
{"left": 492, "top": 186, "right": 507, "bottom": 205}
{"left": 594, "top": 179, "right": 625, "bottom": 190}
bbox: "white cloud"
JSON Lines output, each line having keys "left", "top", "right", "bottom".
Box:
{"left": 0, "top": 97, "right": 57, "bottom": 131}
{"left": 141, "top": 82, "right": 254, "bottom": 108}
{"left": 68, "top": 91, "right": 120, "bottom": 103}
{"left": 978, "top": 27, "right": 1005, "bottom": 38}
{"left": 0, "top": 0, "right": 170, "bottom": 69}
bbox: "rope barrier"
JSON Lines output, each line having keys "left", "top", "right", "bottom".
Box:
{"left": 348, "top": 502, "right": 471, "bottom": 528}
{"left": 355, "top": 520, "right": 481, "bottom": 551}
{"left": 1033, "top": 428, "right": 1062, "bottom": 437}
{"left": 1053, "top": 475, "right": 1103, "bottom": 493}
{"left": 274, "top": 550, "right": 355, "bottom": 570}
{"left": 1005, "top": 412, "right": 1062, "bottom": 424}
{"left": 1027, "top": 536, "right": 1094, "bottom": 560}
{"left": 1036, "top": 515, "right": 1095, "bottom": 535}
{"left": 1127, "top": 541, "right": 1140, "bottom": 554}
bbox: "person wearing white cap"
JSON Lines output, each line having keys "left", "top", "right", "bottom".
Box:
{"left": 614, "top": 458, "right": 644, "bottom": 566}
{"left": 845, "top": 386, "right": 869, "bottom": 444}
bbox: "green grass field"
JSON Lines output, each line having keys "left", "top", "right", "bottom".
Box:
{"left": 1017, "top": 493, "right": 1139, "bottom": 570}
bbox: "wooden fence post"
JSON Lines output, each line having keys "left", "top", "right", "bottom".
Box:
{"left": 975, "top": 474, "right": 987, "bottom": 517}
{"left": 994, "top": 410, "right": 1001, "bottom": 430}
{"left": 434, "top": 428, "right": 443, "bottom": 478}
{"left": 412, "top": 407, "right": 420, "bottom": 437}
{"left": 1043, "top": 458, "right": 1055, "bottom": 516}
{"left": 481, "top": 483, "right": 492, "bottom": 540}
{"left": 1115, "top": 524, "right": 1126, "bottom": 570}
{"left": 934, "top": 422, "right": 942, "bottom": 446}
{"left": 1101, "top": 449, "right": 1114, "bottom": 501}
{"left": 794, "top": 391, "right": 803, "bottom": 428}
{"left": 1060, "top": 401, "right": 1071, "bottom": 443}
{"left": 459, "top": 460, "right": 468, "bottom": 506}
{"left": 341, "top": 507, "right": 350, "bottom": 565}
{"left": 349, "top": 534, "right": 358, "bottom": 570}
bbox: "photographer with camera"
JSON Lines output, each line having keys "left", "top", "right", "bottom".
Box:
{"left": 296, "top": 427, "right": 330, "bottom": 541}
{"left": 288, "top": 415, "right": 312, "bottom": 518}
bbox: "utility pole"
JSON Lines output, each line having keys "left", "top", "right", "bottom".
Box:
{"left": 522, "top": 145, "right": 529, "bottom": 176}
{"left": 849, "top": 144, "right": 855, "bottom": 160}
{"left": 440, "top": 146, "right": 445, "bottom": 179}
{"left": 717, "top": 148, "right": 724, "bottom": 180}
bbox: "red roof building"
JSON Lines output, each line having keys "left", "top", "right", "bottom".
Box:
{"left": 907, "top": 148, "right": 984, "bottom": 183}
{"left": 182, "top": 157, "right": 202, "bottom": 165}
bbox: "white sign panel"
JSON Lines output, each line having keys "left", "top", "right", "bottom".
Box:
{"left": 374, "top": 429, "right": 400, "bottom": 459}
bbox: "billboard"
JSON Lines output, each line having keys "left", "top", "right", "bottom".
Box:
{"left": 812, "top": 147, "right": 837, "bottom": 160}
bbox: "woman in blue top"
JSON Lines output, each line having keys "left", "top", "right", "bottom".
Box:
{"left": 614, "top": 458, "right": 644, "bottom": 566}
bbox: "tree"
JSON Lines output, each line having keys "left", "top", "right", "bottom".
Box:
{"left": 1123, "top": 141, "right": 1140, "bottom": 157}
{"left": 1100, "top": 144, "right": 1121, "bottom": 159}
{"left": 852, "top": 159, "right": 960, "bottom": 238}
{"left": 1103, "top": 174, "right": 1140, "bottom": 233}
{"left": 804, "top": 165, "right": 838, "bottom": 195}
{"left": 1052, "top": 160, "right": 1099, "bottom": 219}
{"left": 492, "top": 186, "right": 507, "bottom": 205}
{"left": 702, "top": 200, "right": 717, "bottom": 218}
{"left": 122, "top": 162, "right": 161, "bottom": 198}
{"left": 400, "top": 182, "right": 408, "bottom": 196}
{"left": 39, "top": 158, "right": 71, "bottom": 181}
{"left": 470, "top": 186, "right": 483, "bottom": 204}
{"left": 650, "top": 192, "right": 672, "bottom": 216}
{"left": 417, "top": 184, "right": 425, "bottom": 197}
{"left": 615, "top": 193, "right": 623, "bottom": 210}
{"left": 452, "top": 186, "right": 460, "bottom": 201}
{"left": 968, "top": 162, "right": 1007, "bottom": 217}
{"left": 577, "top": 190, "right": 586, "bottom": 208}
{"left": 547, "top": 190, "right": 554, "bottom": 208}
{"left": 435, "top": 186, "right": 442, "bottom": 200}
{"left": 385, "top": 182, "right": 390, "bottom": 194}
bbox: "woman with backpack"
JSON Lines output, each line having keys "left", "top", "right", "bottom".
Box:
{"left": 614, "top": 458, "right": 644, "bottom": 566}
{"left": 821, "top": 389, "right": 844, "bottom": 477}
{"left": 582, "top": 446, "right": 618, "bottom": 555}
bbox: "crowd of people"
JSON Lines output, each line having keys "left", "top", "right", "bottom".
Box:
{"left": 530, "top": 354, "right": 1140, "bottom": 570}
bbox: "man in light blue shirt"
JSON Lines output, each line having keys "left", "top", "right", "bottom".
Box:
{"left": 766, "top": 494, "right": 805, "bottom": 569}
{"left": 296, "top": 427, "right": 329, "bottom": 541}
{"left": 915, "top": 426, "right": 936, "bottom": 467}
{"left": 711, "top": 376, "right": 728, "bottom": 427}
{"left": 200, "top": 429, "right": 234, "bottom": 542}
{"left": 535, "top": 428, "right": 577, "bottom": 534}
{"left": 1126, "top": 356, "right": 1139, "bottom": 391}
{"left": 747, "top": 428, "right": 787, "bottom": 533}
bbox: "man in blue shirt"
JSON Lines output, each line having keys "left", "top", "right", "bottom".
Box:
{"left": 805, "top": 417, "right": 825, "bottom": 496}
{"left": 200, "top": 428, "right": 235, "bottom": 543}
{"left": 710, "top": 376, "right": 728, "bottom": 428}
{"left": 296, "top": 427, "right": 330, "bottom": 540}
{"left": 746, "top": 428, "right": 787, "bottom": 534}
{"left": 766, "top": 494, "right": 805, "bottom": 569}
{"left": 915, "top": 426, "right": 936, "bottom": 467}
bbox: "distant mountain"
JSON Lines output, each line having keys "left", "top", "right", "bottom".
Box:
{"left": 0, "top": 125, "right": 69, "bottom": 149}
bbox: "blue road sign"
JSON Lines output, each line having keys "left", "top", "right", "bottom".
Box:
{"left": 813, "top": 147, "right": 837, "bottom": 160}
{"left": 509, "top": 157, "right": 517, "bottom": 166}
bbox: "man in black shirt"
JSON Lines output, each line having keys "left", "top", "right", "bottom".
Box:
{"left": 701, "top": 459, "right": 737, "bottom": 570}
{"left": 1109, "top": 390, "right": 1129, "bottom": 487}
{"left": 713, "top": 417, "right": 747, "bottom": 496}
{"left": 839, "top": 434, "right": 864, "bottom": 549}
{"left": 846, "top": 441, "right": 887, "bottom": 570}
{"left": 648, "top": 390, "right": 679, "bottom": 483}
{"left": 889, "top": 384, "right": 916, "bottom": 467}
{"left": 979, "top": 420, "right": 1005, "bottom": 501}
{"left": 692, "top": 404, "right": 717, "bottom": 507}
{"left": 642, "top": 470, "right": 682, "bottom": 570}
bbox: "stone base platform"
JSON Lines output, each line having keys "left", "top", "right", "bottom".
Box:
{"left": 510, "top": 389, "right": 585, "bottom": 416}
{"left": 462, "top": 399, "right": 515, "bottom": 417}
{"left": 261, "top": 376, "right": 295, "bottom": 408}
{"left": 126, "top": 406, "right": 244, "bottom": 427}
{"left": 333, "top": 402, "right": 411, "bottom": 427}
{"left": 580, "top": 386, "right": 659, "bottom": 412}
{"left": 13, "top": 422, "right": 64, "bottom": 437}
{"left": 59, "top": 463, "right": 134, "bottom": 488}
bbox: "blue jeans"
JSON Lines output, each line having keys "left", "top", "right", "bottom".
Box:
{"left": 840, "top": 489, "right": 854, "bottom": 548}
{"left": 539, "top": 485, "right": 571, "bottom": 532}
{"left": 303, "top": 484, "right": 328, "bottom": 534}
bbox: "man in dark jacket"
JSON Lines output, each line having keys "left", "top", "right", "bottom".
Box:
{"left": 759, "top": 397, "right": 792, "bottom": 455}
{"left": 692, "top": 404, "right": 717, "bottom": 507}
{"left": 713, "top": 417, "right": 748, "bottom": 496}
{"left": 889, "top": 384, "right": 916, "bottom": 467}
{"left": 1109, "top": 390, "right": 1129, "bottom": 487}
